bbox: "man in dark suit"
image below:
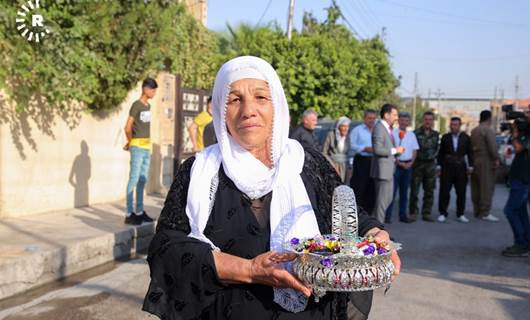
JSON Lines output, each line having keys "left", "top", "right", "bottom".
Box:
{"left": 289, "top": 109, "right": 320, "bottom": 150}
{"left": 371, "top": 104, "right": 405, "bottom": 223}
{"left": 437, "top": 117, "right": 474, "bottom": 223}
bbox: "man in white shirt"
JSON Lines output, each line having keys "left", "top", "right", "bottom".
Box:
{"left": 385, "top": 112, "right": 419, "bottom": 223}
{"left": 349, "top": 109, "right": 377, "bottom": 213}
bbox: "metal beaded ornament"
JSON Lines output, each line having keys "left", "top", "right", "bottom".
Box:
{"left": 286, "top": 185, "right": 401, "bottom": 301}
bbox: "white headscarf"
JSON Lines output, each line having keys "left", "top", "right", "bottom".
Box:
{"left": 335, "top": 116, "right": 351, "bottom": 142}
{"left": 335, "top": 116, "right": 351, "bottom": 153}
{"left": 185, "top": 56, "right": 320, "bottom": 313}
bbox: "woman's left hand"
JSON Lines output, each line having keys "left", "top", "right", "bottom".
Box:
{"left": 366, "top": 228, "right": 401, "bottom": 281}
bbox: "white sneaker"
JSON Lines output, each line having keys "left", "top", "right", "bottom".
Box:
{"left": 457, "top": 215, "right": 469, "bottom": 223}
{"left": 482, "top": 214, "right": 500, "bottom": 222}
{"left": 437, "top": 215, "right": 446, "bottom": 223}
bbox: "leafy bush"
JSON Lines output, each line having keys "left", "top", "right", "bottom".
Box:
{"left": 217, "top": 5, "right": 397, "bottom": 121}
{"left": 0, "top": 0, "right": 217, "bottom": 112}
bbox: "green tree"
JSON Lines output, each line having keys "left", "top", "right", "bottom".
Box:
{"left": 0, "top": 0, "right": 217, "bottom": 112}
{"left": 217, "top": 4, "right": 397, "bottom": 122}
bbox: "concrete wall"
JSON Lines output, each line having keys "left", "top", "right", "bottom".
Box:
{"left": 0, "top": 73, "right": 175, "bottom": 219}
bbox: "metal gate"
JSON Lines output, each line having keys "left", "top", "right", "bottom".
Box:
{"left": 174, "top": 75, "right": 211, "bottom": 172}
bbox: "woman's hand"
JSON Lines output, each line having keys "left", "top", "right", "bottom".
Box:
{"left": 213, "top": 251, "right": 311, "bottom": 297}
{"left": 250, "top": 251, "right": 312, "bottom": 297}
{"left": 366, "top": 228, "right": 401, "bottom": 281}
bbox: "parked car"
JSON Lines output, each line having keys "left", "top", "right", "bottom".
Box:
{"left": 496, "top": 134, "right": 514, "bottom": 185}
{"left": 497, "top": 135, "right": 515, "bottom": 166}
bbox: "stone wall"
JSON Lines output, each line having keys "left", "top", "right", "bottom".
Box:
{"left": 0, "top": 73, "right": 175, "bottom": 219}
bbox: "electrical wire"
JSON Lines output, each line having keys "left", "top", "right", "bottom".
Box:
{"left": 335, "top": 0, "right": 365, "bottom": 39}
{"left": 391, "top": 50, "right": 530, "bottom": 62}
{"left": 375, "top": 0, "right": 530, "bottom": 29}
{"left": 359, "top": 0, "right": 384, "bottom": 28}
{"left": 256, "top": 0, "right": 273, "bottom": 27}
{"left": 339, "top": 0, "right": 372, "bottom": 36}
{"left": 349, "top": 0, "right": 379, "bottom": 35}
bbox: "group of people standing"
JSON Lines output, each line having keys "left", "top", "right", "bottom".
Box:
{"left": 350, "top": 104, "right": 499, "bottom": 223}
{"left": 288, "top": 104, "right": 504, "bottom": 227}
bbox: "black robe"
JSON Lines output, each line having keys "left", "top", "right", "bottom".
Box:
{"left": 143, "top": 147, "right": 383, "bottom": 320}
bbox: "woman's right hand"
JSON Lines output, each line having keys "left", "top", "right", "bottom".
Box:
{"left": 249, "top": 251, "right": 312, "bottom": 297}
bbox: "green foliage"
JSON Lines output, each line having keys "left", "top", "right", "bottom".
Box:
{"left": 0, "top": 0, "right": 217, "bottom": 112}
{"left": 0, "top": 1, "right": 396, "bottom": 122}
{"left": 217, "top": 4, "right": 397, "bottom": 122}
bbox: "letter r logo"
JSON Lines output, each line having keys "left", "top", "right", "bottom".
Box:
{"left": 32, "top": 14, "right": 43, "bottom": 27}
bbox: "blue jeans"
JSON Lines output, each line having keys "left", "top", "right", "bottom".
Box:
{"left": 126, "top": 146, "right": 151, "bottom": 213}
{"left": 386, "top": 166, "right": 413, "bottom": 221}
{"left": 503, "top": 179, "right": 530, "bottom": 246}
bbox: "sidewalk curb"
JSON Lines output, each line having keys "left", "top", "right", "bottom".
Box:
{"left": 0, "top": 222, "right": 155, "bottom": 301}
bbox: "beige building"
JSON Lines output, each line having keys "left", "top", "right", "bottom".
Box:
{"left": 182, "top": 0, "right": 207, "bottom": 27}
{"left": 422, "top": 98, "right": 492, "bottom": 133}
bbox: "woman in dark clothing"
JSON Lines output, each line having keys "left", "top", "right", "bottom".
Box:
{"left": 142, "top": 56, "right": 400, "bottom": 320}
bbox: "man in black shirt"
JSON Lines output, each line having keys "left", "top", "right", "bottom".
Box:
{"left": 289, "top": 109, "right": 320, "bottom": 150}
{"left": 502, "top": 110, "right": 530, "bottom": 257}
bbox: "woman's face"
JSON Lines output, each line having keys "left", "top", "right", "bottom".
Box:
{"left": 338, "top": 124, "right": 349, "bottom": 137}
{"left": 225, "top": 78, "right": 274, "bottom": 151}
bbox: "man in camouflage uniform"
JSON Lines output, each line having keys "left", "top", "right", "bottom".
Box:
{"left": 409, "top": 111, "right": 439, "bottom": 222}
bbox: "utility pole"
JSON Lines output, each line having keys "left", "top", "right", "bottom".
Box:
{"left": 434, "top": 88, "right": 444, "bottom": 109}
{"left": 287, "top": 0, "right": 295, "bottom": 41}
{"left": 412, "top": 72, "right": 418, "bottom": 128}
{"left": 500, "top": 88, "right": 505, "bottom": 121}
{"left": 493, "top": 86, "right": 498, "bottom": 103}
{"left": 434, "top": 88, "right": 444, "bottom": 132}
{"left": 493, "top": 86, "right": 498, "bottom": 129}
{"left": 514, "top": 75, "right": 520, "bottom": 108}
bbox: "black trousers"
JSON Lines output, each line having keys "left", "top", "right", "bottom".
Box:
{"left": 350, "top": 155, "right": 375, "bottom": 214}
{"left": 438, "top": 164, "right": 468, "bottom": 216}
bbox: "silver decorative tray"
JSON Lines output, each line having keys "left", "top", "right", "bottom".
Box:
{"left": 285, "top": 185, "right": 401, "bottom": 301}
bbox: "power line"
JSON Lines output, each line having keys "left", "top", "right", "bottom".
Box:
{"left": 350, "top": 0, "right": 380, "bottom": 35}
{"left": 376, "top": 0, "right": 530, "bottom": 29}
{"left": 382, "top": 12, "right": 530, "bottom": 31}
{"left": 256, "top": 0, "right": 273, "bottom": 27}
{"left": 390, "top": 50, "right": 530, "bottom": 62}
{"left": 359, "top": 0, "right": 384, "bottom": 28}
{"left": 342, "top": 0, "right": 375, "bottom": 36}
{"left": 335, "top": 0, "right": 364, "bottom": 39}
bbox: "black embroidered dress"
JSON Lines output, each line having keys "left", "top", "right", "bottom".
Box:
{"left": 143, "top": 148, "right": 383, "bottom": 320}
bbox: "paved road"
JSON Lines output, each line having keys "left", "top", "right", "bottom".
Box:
{"left": 1, "top": 185, "right": 529, "bottom": 320}
{"left": 369, "top": 184, "right": 530, "bottom": 320}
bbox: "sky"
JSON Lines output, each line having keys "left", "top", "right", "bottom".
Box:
{"left": 207, "top": 0, "right": 530, "bottom": 100}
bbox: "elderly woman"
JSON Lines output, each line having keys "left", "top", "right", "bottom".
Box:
{"left": 142, "top": 56, "right": 400, "bottom": 320}
{"left": 322, "top": 117, "right": 351, "bottom": 182}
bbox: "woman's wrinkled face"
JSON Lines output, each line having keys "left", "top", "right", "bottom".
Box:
{"left": 225, "top": 78, "right": 273, "bottom": 151}
{"left": 338, "top": 124, "right": 349, "bottom": 137}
